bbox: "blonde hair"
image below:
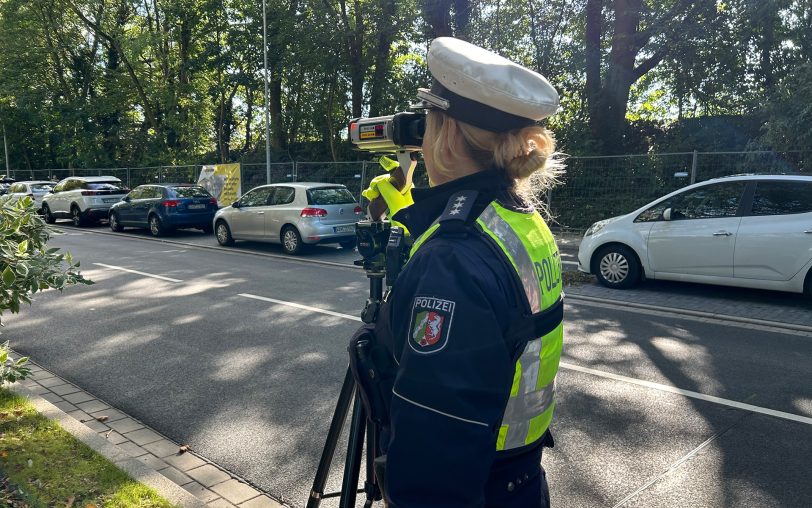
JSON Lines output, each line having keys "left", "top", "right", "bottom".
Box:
{"left": 424, "top": 111, "right": 563, "bottom": 208}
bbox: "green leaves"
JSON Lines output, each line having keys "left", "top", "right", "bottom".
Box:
{"left": 2, "top": 266, "right": 15, "bottom": 287}
{"left": 0, "top": 196, "right": 92, "bottom": 328}
{"left": 0, "top": 341, "right": 30, "bottom": 382}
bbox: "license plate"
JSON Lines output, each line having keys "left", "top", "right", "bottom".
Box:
{"left": 102, "top": 198, "right": 119, "bottom": 203}
{"left": 188, "top": 204, "right": 205, "bottom": 209}
{"left": 334, "top": 225, "right": 355, "bottom": 233}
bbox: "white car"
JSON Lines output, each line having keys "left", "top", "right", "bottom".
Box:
{"left": 578, "top": 175, "right": 812, "bottom": 297}
{"left": 41, "top": 176, "right": 129, "bottom": 226}
{"left": 2, "top": 180, "right": 56, "bottom": 211}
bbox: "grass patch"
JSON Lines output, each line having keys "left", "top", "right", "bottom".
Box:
{"left": 563, "top": 270, "right": 595, "bottom": 287}
{"left": 0, "top": 387, "right": 176, "bottom": 508}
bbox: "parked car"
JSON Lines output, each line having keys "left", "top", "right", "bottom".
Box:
{"left": 2, "top": 181, "right": 57, "bottom": 211}
{"left": 109, "top": 183, "right": 218, "bottom": 236}
{"left": 577, "top": 174, "right": 812, "bottom": 297}
{"left": 213, "top": 182, "right": 363, "bottom": 254}
{"left": 41, "top": 176, "right": 129, "bottom": 226}
{"left": 0, "top": 175, "right": 15, "bottom": 195}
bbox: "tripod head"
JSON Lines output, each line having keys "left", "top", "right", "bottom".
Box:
{"left": 354, "top": 220, "right": 409, "bottom": 323}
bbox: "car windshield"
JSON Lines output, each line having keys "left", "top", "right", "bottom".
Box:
{"left": 87, "top": 182, "right": 124, "bottom": 190}
{"left": 308, "top": 187, "right": 355, "bottom": 205}
{"left": 31, "top": 184, "right": 55, "bottom": 192}
{"left": 171, "top": 186, "right": 211, "bottom": 198}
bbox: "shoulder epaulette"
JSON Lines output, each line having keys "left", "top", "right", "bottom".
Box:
{"left": 438, "top": 190, "right": 480, "bottom": 225}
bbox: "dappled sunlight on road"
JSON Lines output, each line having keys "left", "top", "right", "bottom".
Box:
{"left": 211, "top": 346, "right": 276, "bottom": 382}
{"left": 92, "top": 325, "right": 165, "bottom": 350}
{"left": 792, "top": 398, "right": 812, "bottom": 416}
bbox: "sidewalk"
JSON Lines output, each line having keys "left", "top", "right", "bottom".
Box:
{"left": 9, "top": 358, "right": 285, "bottom": 508}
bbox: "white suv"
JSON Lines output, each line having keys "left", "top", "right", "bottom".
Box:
{"left": 41, "top": 176, "right": 129, "bottom": 226}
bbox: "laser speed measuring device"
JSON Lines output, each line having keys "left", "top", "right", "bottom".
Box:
{"left": 349, "top": 112, "right": 425, "bottom": 152}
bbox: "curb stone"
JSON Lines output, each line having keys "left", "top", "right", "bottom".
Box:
{"left": 6, "top": 354, "right": 288, "bottom": 508}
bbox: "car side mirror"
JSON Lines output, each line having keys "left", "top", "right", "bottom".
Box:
{"left": 231, "top": 201, "right": 240, "bottom": 208}
{"left": 663, "top": 208, "right": 672, "bottom": 221}
{"left": 122, "top": 196, "right": 131, "bottom": 202}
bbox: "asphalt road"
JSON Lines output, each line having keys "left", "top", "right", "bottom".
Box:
{"left": 6, "top": 224, "right": 812, "bottom": 507}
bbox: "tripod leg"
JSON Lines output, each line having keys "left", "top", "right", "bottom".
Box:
{"left": 339, "top": 395, "right": 367, "bottom": 508}
{"left": 307, "top": 367, "right": 356, "bottom": 508}
{"left": 363, "top": 421, "right": 381, "bottom": 507}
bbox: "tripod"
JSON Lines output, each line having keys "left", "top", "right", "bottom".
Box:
{"left": 306, "top": 264, "right": 386, "bottom": 508}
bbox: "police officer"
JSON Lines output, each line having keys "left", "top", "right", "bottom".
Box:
{"left": 365, "top": 37, "right": 565, "bottom": 508}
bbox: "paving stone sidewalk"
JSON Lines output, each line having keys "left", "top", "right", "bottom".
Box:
{"left": 9, "top": 359, "right": 286, "bottom": 508}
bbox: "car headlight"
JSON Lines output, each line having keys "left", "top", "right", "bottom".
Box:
{"left": 584, "top": 220, "right": 608, "bottom": 237}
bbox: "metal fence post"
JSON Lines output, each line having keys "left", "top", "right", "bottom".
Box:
{"left": 126, "top": 168, "right": 130, "bottom": 188}
{"left": 690, "top": 150, "right": 698, "bottom": 184}
{"left": 359, "top": 161, "right": 368, "bottom": 202}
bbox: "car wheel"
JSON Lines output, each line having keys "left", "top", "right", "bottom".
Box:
{"left": 593, "top": 244, "right": 641, "bottom": 289}
{"left": 109, "top": 212, "right": 124, "bottom": 232}
{"left": 281, "top": 226, "right": 303, "bottom": 255}
{"left": 70, "top": 206, "right": 85, "bottom": 227}
{"left": 42, "top": 204, "right": 56, "bottom": 224}
{"left": 215, "top": 220, "right": 234, "bottom": 246}
{"left": 340, "top": 239, "right": 356, "bottom": 250}
{"left": 148, "top": 214, "right": 166, "bottom": 237}
{"left": 805, "top": 269, "right": 812, "bottom": 299}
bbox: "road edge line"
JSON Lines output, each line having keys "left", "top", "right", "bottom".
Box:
{"left": 53, "top": 226, "right": 359, "bottom": 271}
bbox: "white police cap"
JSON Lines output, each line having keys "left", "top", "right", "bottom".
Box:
{"left": 413, "top": 37, "right": 559, "bottom": 132}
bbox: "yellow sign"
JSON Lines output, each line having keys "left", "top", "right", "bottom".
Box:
{"left": 198, "top": 163, "right": 241, "bottom": 206}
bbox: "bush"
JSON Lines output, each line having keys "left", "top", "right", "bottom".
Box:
{"left": 0, "top": 196, "right": 92, "bottom": 382}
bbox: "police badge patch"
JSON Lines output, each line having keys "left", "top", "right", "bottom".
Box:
{"left": 409, "top": 297, "right": 455, "bottom": 354}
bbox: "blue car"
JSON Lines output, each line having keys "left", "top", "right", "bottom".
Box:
{"left": 108, "top": 184, "right": 218, "bottom": 236}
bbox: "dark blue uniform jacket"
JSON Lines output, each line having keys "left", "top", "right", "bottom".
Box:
{"left": 379, "top": 170, "right": 550, "bottom": 507}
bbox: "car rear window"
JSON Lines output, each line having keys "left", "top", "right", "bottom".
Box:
{"left": 87, "top": 182, "right": 125, "bottom": 190}
{"left": 31, "top": 184, "right": 54, "bottom": 192}
{"left": 308, "top": 187, "right": 355, "bottom": 205}
{"left": 171, "top": 186, "right": 212, "bottom": 198}
{"left": 751, "top": 181, "right": 812, "bottom": 215}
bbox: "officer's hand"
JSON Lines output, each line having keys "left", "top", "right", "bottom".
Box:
{"left": 362, "top": 174, "right": 414, "bottom": 217}
{"left": 362, "top": 155, "right": 415, "bottom": 222}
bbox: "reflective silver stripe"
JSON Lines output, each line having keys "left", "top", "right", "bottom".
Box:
{"left": 478, "top": 204, "right": 541, "bottom": 313}
{"left": 517, "top": 338, "right": 542, "bottom": 396}
{"left": 393, "top": 388, "right": 489, "bottom": 427}
{"left": 501, "top": 378, "right": 556, "bottom": 449}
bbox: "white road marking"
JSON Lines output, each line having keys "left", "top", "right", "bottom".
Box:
{"left": 92, "top": 263, "right": 183, "bottom": 283}
{"left": 238, "top": 293, "right": 362, "bottom": 322}
{"left": 238, "top": 292, "right": 812, "bottom": 426}
{"left": 562, "top": 260, "right": 579, "bottom": 267}
{"left": 561, "top": 362, "right": 812, "bottom": 426}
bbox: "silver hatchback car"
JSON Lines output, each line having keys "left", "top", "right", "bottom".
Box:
{"left": 213, "top": 182, "right": 363, "bottom": 254}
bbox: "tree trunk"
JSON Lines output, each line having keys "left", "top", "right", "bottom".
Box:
{"left": 270, "top": 74, "right": 285, "bottom": 150}
{"left": 368, "top": 0, "right": 396, "bottom": 116}
{"left": 422, "top": 0, "right": 453, "bottom": 37}
{"left": 243, "top": 88, "right": 254, "bottom": 154}
{"left": 585, "top": 0, "right": 602, "bottom": 139}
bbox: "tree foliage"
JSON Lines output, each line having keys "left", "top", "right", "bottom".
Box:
{"left": 0, "top": 0, "right": 810, "bottom": 170}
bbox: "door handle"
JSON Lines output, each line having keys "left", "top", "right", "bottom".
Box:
{"left": 713, "top": 231, "right": 733, "bottom": 236}
{"left": 256, "top": 211, "right": 265, "bottom": 215}
{"left": 805, "top": 230, "right": 812, "bottom": 234}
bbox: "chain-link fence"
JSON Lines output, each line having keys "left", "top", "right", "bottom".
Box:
{"left": 10, "top": 150, "right": 810, "bottom": 230}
